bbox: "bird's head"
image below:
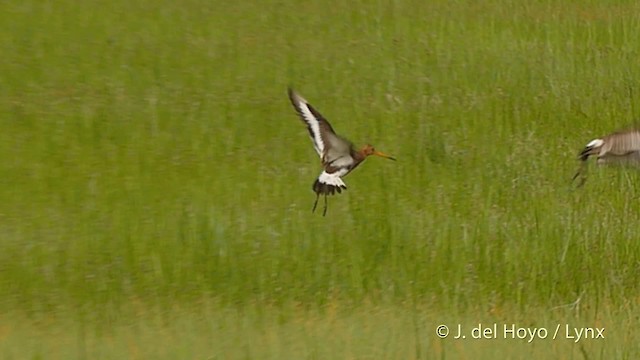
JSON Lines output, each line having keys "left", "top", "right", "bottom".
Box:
{"left": 361, "top": 144, "right": 396, "bottom": 160}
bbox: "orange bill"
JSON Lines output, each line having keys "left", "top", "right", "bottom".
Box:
{"left": 373, "top": 151, "right": 396, "bottom": 161}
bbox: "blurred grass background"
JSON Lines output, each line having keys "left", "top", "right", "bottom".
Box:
{"left": 1, "top": 0, "right": 640, "bottom": 358}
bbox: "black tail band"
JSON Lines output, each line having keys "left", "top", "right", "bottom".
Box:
{"left": 312, "top": 179, "right": 347, "bottom": 195}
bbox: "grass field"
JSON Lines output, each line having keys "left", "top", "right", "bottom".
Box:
{"left": 1, "top": 0, "right": 640, "bottom": 358}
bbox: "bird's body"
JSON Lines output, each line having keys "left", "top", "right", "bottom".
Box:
{"left": 573, "top": 127, "right": 640, "bottom": 185}
{"left": 288, "top": 88, "right": 395, "bottom": 215}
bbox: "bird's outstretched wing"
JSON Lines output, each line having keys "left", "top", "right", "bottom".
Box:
{"left": 602, "top": 129, "right": 640, "bottom": 156}
{"left": 288, "top": 88, "right": 339, "bottom": 158}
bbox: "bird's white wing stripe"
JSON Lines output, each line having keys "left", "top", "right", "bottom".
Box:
{"left": 318, "top": 169, "right": 348, "bottom": 188}
{"left": 297, "top": 99, "right": 324, "bottom": 157}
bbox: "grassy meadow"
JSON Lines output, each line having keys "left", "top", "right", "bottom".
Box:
{"left": 2, "top": 0, "right": 640, "bottom": 358}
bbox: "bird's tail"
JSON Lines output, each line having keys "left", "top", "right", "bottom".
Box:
{"left": 313, "top": 171, "right": 347, "bottom": 195}
{"left": 577, "top": 138, "right": 604, "bottom": 161}
{"left": 313, "top": 179, "right": 346, "bottom": 195}
{"left": 578, "top": 146, "right": 597, "bottom": 161}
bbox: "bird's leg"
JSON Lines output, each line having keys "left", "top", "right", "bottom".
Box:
{"left": 572, "top": 162, "right": 588, "bottom": 188}
{"left": 322, "top": 193, "right": 328, "bottom": 216}
{"left": 571, "top": 168, "right": 581, "bottom": 183}
{"left": 312, "top": 192, "right": 320, "bottom": 213}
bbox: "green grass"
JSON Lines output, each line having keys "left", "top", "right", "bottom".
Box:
{"left": 1, "top": 0, "right": 640, "bottom": 358}
{"left": 1, "top": 301, "right": 637, "bottom": 359}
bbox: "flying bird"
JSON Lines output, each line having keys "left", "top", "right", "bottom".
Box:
{"left": 288, "top": 88, "right": 396, "bottom": 215}
{"left": 573, "top": 127, "right": 640, "bottom": 186}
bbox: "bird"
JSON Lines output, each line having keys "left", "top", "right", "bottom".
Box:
{"left": 288, "top": 88, "right": 396, "bottom": 216}
{"left": 573, "top": 127, "right": 640, "bottom": 186}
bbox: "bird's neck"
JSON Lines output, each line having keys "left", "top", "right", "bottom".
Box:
{"left": 353, "top": 148, "right": 368, "bottom": 162}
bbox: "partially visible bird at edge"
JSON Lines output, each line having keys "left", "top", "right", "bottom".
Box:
{"left": 573, "top": 127, "right": 640, "bottom": 187}
{"left": 288, "top": 88, "right": 396, "bottom": 216}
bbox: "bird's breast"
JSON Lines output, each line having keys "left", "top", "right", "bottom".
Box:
{"left": 324, "top": 154, "right": 356, "bottom": 168}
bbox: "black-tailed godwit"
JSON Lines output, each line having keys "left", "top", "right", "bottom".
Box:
{"left": 288, "top": 88, "right": 395, "bottom": 215}
{"left": 573, "top": 127, "right": 640, "bottom": 186}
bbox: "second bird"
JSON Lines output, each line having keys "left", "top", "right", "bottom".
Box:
{"left": 573, "top": 127, "right": 640, "bottom": 186}
{"left": 288, "top": 88, "right": 396, "bottom": 216}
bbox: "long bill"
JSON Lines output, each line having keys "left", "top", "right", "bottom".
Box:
{"left": 373, "top": 151, "right": 396, "bottom": 161}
